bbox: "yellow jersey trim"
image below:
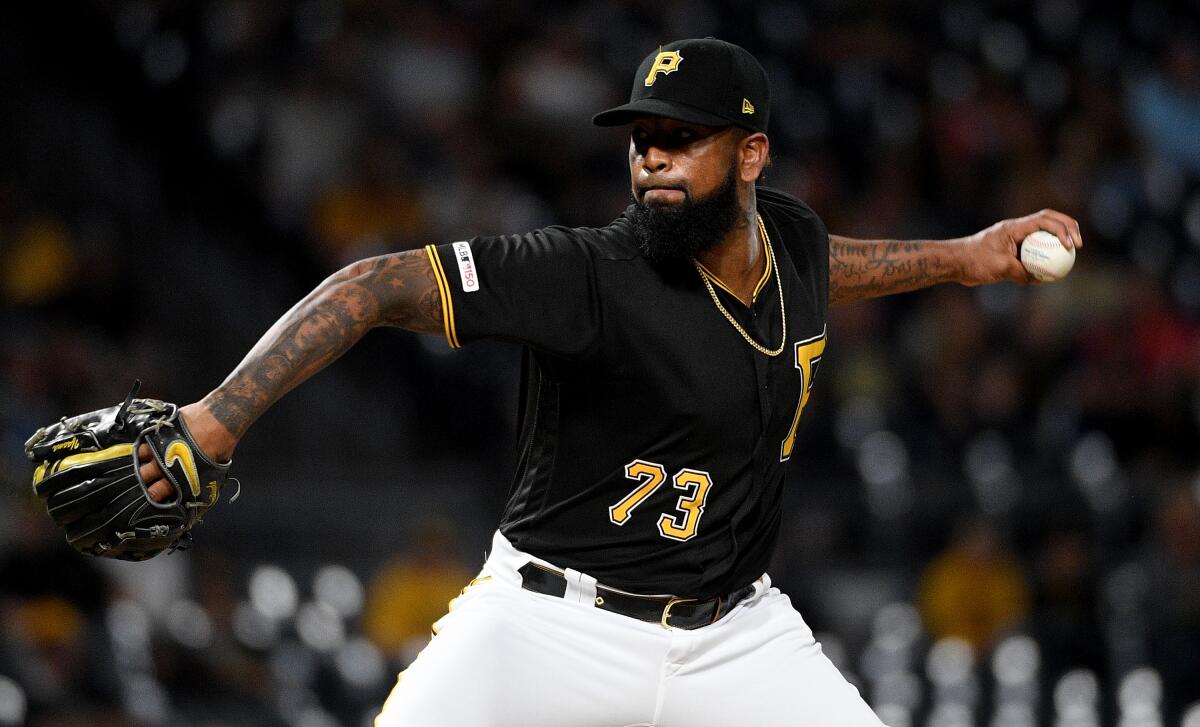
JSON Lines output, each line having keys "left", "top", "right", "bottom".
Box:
{"left": 751, "top": 240, "right": 773, "bottom": 299}
{"left": 693, "top": 242, "right": 773, "bottom": 304}
{"left": 693, "top": 259, "right": 737, "bottom": 299}
{"left": 424, "top": 244, "right": 461, "bottom": 349}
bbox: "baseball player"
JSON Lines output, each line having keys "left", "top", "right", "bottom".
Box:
{"left": 103, "top": 39, "right": 1082, "bottom": 725}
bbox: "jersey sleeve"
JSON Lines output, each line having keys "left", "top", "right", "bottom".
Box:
{"left": 425, "top": 226, "right": 602, "bottom": 358}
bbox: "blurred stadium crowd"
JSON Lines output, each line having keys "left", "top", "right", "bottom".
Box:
{"left": 1, "top": 0, "right": 1199, "bottom": 725}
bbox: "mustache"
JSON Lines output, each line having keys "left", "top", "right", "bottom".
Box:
{"left": 635, "top": 183, "right": 689, "bottom": 201}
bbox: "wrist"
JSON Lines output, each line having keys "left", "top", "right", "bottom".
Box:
{"left": 181, "top": 401, "right": 238, "bottom": 463}
{"left": 949, "top": 234, "right": 977, "bottom": 285}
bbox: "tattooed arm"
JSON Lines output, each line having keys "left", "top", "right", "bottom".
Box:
{"left": 828, "top": 209, "right": 1083, "bottom": 306}
{"left": 137, "top": 250, "right": 442, "bottom": 500}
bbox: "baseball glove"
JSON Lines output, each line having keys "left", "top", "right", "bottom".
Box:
{"left": 24, "top": 382, "right": 238, "bottom": 561}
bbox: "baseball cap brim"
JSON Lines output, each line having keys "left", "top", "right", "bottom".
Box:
{"left": 592, "top": 97, "right": 734, "bottom": 128}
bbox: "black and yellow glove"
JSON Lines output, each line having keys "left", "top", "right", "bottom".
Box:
{"left": 25, "top": 382, "right": 236, "bottom": 561}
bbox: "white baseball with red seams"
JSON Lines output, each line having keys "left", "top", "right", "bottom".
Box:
{"left": 1020, "top": 230, "right": 1075, "bottom": 282}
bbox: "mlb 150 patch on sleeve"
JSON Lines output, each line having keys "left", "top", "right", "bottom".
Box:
{"left": 452, "top": 241, "right": 480, "bottom": 292}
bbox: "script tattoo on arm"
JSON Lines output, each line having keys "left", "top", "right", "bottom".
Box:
{"left": 828, "top": 235, "right": 963, "bottom": 305}
{"left": 203, "top": 250, "right": 443, "bottom": 439}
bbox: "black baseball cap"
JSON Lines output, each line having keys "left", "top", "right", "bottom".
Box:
{"left": 593, "top": 38, "right": 770, "bottom": 133}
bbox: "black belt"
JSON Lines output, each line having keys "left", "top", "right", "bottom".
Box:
{"left": 517, "top": 562, "right": 756, "bottom": 630}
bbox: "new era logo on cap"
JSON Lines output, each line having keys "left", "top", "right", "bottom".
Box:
{"left": 593, "top": 38, "right": 770, "bottom": 134}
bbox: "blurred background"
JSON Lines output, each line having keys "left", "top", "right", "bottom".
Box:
{"left": 1, "top": 0, "right": 1198, "bottom": 725}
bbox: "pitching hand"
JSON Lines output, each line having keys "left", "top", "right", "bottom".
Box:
{"left": 139, "top": 402, "right": 237, "bottom": 502}
{"left": 960, "top": 208, "right": 1082, "bottom": 286}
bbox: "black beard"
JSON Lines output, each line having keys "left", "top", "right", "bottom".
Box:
{"left": 629, "top": 170, "right": 741, "bottom": 263}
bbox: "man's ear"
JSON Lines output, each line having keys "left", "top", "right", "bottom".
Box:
{"left": 738, "top": 132, "right": 770, "bottom": 183}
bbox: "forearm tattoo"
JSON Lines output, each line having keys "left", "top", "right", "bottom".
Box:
{"left": 205, "top": 251, "right": 443, "bottom": 438}
{"left": 828, "top": 236, "right": 960, "bottom": 305}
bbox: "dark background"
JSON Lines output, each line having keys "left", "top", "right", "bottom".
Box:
{"left": 1, "top": 1, "right": 1198, "bottom": 726}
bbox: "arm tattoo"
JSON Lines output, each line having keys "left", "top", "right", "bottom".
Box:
{"left": 204, "top": 250, "right": 443, "bottom": 439}
{"left": 828, "top": 235, "right": 961, "bottom": 305}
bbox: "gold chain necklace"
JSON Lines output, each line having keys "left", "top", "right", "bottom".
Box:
{"left": 691, "top": 214, "right": 786, "bottom": 357}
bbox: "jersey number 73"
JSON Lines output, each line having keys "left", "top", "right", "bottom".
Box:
{"left": 605, "top": 327, "right": 827, "bottom": 541}
{"left": 608, "top": 461, "right": 713, "bottom": 542}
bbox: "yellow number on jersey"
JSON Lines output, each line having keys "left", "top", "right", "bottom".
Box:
{"left": 657, "top": 469, "right": 713, "bottom": 541}
{"left": 609, "top": 461, "right": 715, "bottom": 542}
{"left": 609, "top": 460, "right": 667, "bottom": 525}
{"left": 780, "top": 328, "right": 827, "bottom": 461}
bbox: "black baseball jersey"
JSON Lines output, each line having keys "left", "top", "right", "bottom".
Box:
{"left": 425, "top": 186, "right": 828, "bottom": 598}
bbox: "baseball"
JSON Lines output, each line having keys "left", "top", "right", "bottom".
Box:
{"left": 1020, "top": 230, "right": 1075, "bottom": 282}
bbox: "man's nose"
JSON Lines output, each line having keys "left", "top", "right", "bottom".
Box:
{"left": 641, "top": 144, "right": 671, "bottom": 173}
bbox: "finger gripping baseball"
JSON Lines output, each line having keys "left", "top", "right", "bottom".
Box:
{"left": 25, "top": 387, "right": 235, "bottom": 561}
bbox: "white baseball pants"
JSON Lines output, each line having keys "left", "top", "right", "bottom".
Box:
{"left": 375, "top": 531, "right": 885, "bottom": 727}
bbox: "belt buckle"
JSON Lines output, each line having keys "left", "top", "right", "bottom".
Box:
{"left": 660, "top": 596, "right": 696, "bottom": 629}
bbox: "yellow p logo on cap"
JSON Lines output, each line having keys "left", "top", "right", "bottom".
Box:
{"left": 644, "top": 51, "right": 683, "bottom": 86}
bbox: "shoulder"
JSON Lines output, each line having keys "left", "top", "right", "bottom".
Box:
{"left": 553, "top": 213, "right": 640, "bottom": 262}
{"left": 756, "top": 186, "right": 829, "bottom": 303}
{"left": 755, "top": 186, "right": 824, "bottom": 228}
{"left": 497, "top": 214, "right": 639, "bottom": 263}
{"left": 756, "top": 186, "right": 828, "bottom": 256}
